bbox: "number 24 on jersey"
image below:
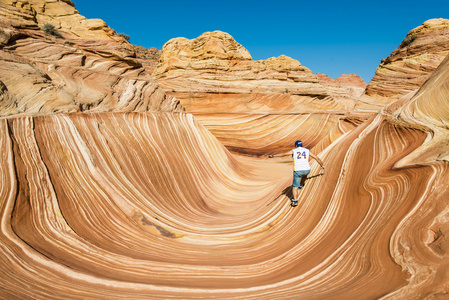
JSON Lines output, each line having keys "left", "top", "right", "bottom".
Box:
{"left": 297, "top": 151, "right": 307, "bottom": 159}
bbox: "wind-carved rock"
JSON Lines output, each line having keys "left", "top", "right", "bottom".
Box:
{"left": 395, "top": 54, "right": 449, "bottom": 165}
{"left": 153, "top": 31, "right": 366, "bottom": 155}
{"left": 154, "top": 30, "right": 361, "bottom": 110}
{"left": 316, "top": 72, "right": 367, "bottom": 100}
{"left": 2, "top": 0, "right": 126, "bottom": 42}
{"left": 0, "top": 1, "right": 183, "bottom": 115}
{"left": 356, "top": 18, "right": 449, "bottom": 111}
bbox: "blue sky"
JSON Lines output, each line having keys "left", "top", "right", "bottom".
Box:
{"left": 73, "top": 0, "right": 449, "bottom": 83}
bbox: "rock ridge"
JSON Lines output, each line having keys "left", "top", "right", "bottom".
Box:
{"left": 356, "top": 18, "right": 449, "bottom": 111}
{"left": 154, "top": 30, "right": 362, "bottom": 113}
{"left": 0, "top": 1, "right": 183, "bottom": 116}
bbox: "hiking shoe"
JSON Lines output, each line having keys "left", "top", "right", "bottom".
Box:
{"left": 291, "top": 200, "right": 298, "bottom": 207}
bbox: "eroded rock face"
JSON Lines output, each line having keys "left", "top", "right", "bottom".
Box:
{"left": 133, "top": 45, "right": 161, "bottom": 75}
{"left": 153, "top": 31, "right": 367, "bottom": 155}
{"left": 154, "top": 30, "right": 253, "bottom": 78}
{"left": 316, "top": 72, "right": 367, "bottom": 101}
{"left": 356, "top": 18, "right": 449, "bottom": 111}
{"left": 395, "top": 54, "right": 449, "bottom": 165}
{"left": 0, "top": 1, "right": 183, "bottom": 115}
{"left": 1, "top": 0, "right": 126, "bottom": 41}
{"left": 154, "top": 31, "right": 359, "bottom": 104}
{"left": 316, "top": 73, "right": 366, "bottom": 88}
{"left": 2, "top": 97, "right": 449, "bottom": 299}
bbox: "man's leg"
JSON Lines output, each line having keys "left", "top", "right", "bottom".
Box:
{"left": 292, "top": 187, "right": 300, "bottom": 201}
{"left": 291, "top": 187, "right": 299, "bottom": 207}
{"left": 292, "top": 172, "right": 300, "bottom": 202}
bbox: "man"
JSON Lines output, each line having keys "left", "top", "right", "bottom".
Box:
{"left": 291, "top": 140, "right": 325, "bottom": 207}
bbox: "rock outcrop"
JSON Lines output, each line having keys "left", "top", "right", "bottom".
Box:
{"left": 0, "top": 1, "right": 182, "bottom": 115}
{"left": 133, "top": 45, "right": 161, "bottom": 75}
{"left": 356, "top": 18, "right": 449, "bottom": 111}
{"left": 316, "top": 73, "right": 367, "bottom": 89}
{"left": 316, "top": 72, "right": 366, "bottom": 101}
{"left": 1, "top": 0, "right": 126, "bottom": 42}
{"left": 154, "top": 31, "right": 359, "bottom": 109}
{"left": 153, "top": 31, "right": 367, "bottom": 155}
{"left": 395, "top": 54, "right": 449, "bottom": 165}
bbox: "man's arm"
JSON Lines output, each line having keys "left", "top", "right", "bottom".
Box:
{"left": 310, "top": 152, "right": 325, "bottom": 170}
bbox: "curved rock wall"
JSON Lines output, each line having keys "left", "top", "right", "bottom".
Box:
{"left": 153, "top": 31, "right": 367, "bottom": 156}
{"left": 2, "top": 108, "right": 448, "bottom": 299}
{"left": 0, "top": 2, "right": 183, "bottom": 116}
{"left": 395, "top": 53, "right": 449, "bottom": 165}
{"left": 356, "top": 18, "right": 449, "bottom": 111}
{"left": 195, "top": 112, "right": 359, "bottom": 156}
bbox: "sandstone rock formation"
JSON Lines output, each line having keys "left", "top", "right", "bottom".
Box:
{"left": 154, "top": 31, "right": 360, "bottom": 106}
{"left": 356, "top": 18, "right": 449, "bottom": 111}
{"left": 1, "top": 0, "right": 127, "bottom": 42}
{"left": 1, "top": 0, "right": 449, "bottom": 298}
{"left": 384, "top": 52, "right": 449, "bottom": 299}
{"left": 3, "top": 104, "right": 447, "bottom": 299}
{"left": 395, "top": 54, "right": 449, "bottom": 165}
{"left": 133, "top": 45, "right": 161, "bottom": 75}
{"left": 316, "top": 72, "right": 366, "bottom": 99}
{"left": 0, "top": 1, "right": 182, "bottom": 115}
{"left": 316, "top": 73, "right": 367, "bottom": 88}
{"left": 153, "top": 31, "right": 367, "bottom": 155}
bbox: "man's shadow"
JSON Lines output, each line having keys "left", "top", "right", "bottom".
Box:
{"left": 266, "top": 186, "right": 292, "bottom": 207}
{"left": 266, "top": 173, "right": 324, "bottom": 207}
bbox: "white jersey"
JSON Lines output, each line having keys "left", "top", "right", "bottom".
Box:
{"left": 292, "top": 147, "right": 311, "bottom": 171}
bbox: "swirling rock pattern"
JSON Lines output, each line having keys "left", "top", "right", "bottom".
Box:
{"left": 155, "top": 31, "right": 364, "bottom": 108}
{"left": 356, "top": 18, "right": 449, "bottom": 111}
{"left": 0, "top": 112, "right": 288, "bottom": 298}
{"left": 395, "top": 53, "right": 449, "bottom": 165}
{"left": 153, "top": 31, "right": 368, "bottom": 156}
{"left": 1, "top": 0, "right": 125, "bottom": 42}
{"left": 194, "top": 112, "right": 360, "bottom": 156}
{"left": 0, "top": 1, "right": 183, "bottom": 116}
{"left": 2, "top": 108, "right": 449, "bottom": 299}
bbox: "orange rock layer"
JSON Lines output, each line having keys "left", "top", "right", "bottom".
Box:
{"left": 0, "top": 1, "right": 182, "bottom": 115}
{"left": 152, "top": 31, "right": 372, "bottom": 156}
{"left": 155, "top": 31, "right": 364, "bottom": 108}
{"left": 2, "top": 109, "right": 448, "bottom": 298}
{"left": 357, "top": 18, "right": 449, "bottom": 111}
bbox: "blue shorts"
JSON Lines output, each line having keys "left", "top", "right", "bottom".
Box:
{"left": 292, "top": 170, "right": 310, "bottom": 188}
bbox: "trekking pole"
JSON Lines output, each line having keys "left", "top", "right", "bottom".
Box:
{"left": 306, "top": 172, "right": 324, "bottom": 180}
